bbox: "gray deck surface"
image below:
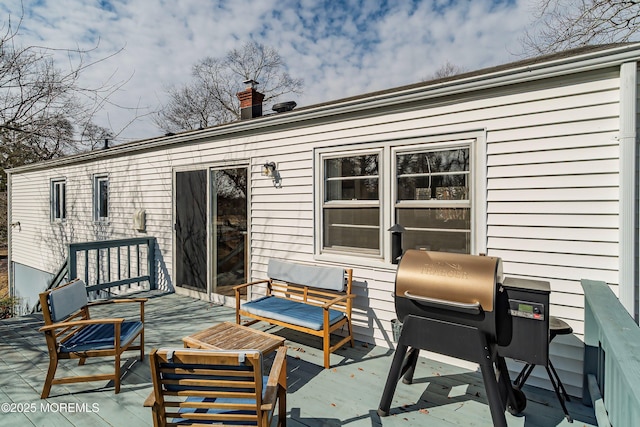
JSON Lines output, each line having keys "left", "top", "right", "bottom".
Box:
{"left": 0, "top": 290, "right": 597, "bottom": 426}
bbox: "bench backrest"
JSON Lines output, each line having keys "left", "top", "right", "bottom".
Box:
{"left": 43, "top": 279, "right": 89, "bottom": 323}
{"left": 267, "top": 259, "right": 346, "bottom": 292}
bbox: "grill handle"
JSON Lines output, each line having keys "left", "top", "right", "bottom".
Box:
{"left": 404, "top": 291, "right": 482, "bottom": 315}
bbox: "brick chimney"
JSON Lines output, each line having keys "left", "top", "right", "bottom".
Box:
{"left": 236, "top": 79, "right": 265, "bottom": 120}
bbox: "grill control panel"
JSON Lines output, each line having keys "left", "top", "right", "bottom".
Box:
{"left": 509, "top": 299, "right": 545, "bottom": 321}
{"left": 499, "top": 277, "right": 550, "bottom": 366}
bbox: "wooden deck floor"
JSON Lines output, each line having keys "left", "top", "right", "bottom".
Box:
{"left": 0, "top": 290, "right": 597, "bottom": 426}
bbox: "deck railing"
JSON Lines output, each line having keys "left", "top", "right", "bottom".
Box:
{"left": 68, "top": 237, "right": 156, "bottom": 296}
{"left": 582, "top": 279, "right": 640, "bottom": 427}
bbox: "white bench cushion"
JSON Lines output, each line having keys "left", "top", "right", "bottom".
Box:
{"left": 267, "top": 259, "right": 345, "bottom": 292}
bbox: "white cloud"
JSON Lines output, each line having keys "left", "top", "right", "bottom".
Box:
{"left": 2, "top": 0, "right": 533, "bottom": 142}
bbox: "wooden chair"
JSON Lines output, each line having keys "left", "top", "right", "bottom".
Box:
{"left": 145, "top": 347, "right": 287, "bottom": 427}
{"left": 38, "top": 279, "right": 146, "bottom": 398}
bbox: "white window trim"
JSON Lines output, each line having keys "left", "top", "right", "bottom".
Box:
{"left": 392, "top": 140, "right": 474, "bottom": 253}
{"left": 319, "top": 148, "right": 384, "bottom": 259}
{"left": 93, "top": 174, "right": 109, "bottom": 222}
{"left": 314, "top": 130, "right": 487, "bottom": 268}
{"left": 50, "top": 178, "right": 66, "bottom": 222}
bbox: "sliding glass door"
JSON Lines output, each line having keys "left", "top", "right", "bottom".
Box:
{"left": 211, "top": 167, "right": 248, "bottom": 297}
{"left": 174, "top": 166, "right": 248, "bottom": 299}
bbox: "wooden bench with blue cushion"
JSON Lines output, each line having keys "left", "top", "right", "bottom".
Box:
{"left": 145, "top": 346, "right": 287, "bottom": 427}
{"left": 38, "top": 278, "right": 146, "bottom": 398}
{"left": 234, "top": 259, "right": 354, "bottom": 368}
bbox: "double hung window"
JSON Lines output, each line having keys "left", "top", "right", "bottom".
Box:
{"left": 322, "top": 152, "right": 381, "bottom": 255}
{"left": 395, "top": 146, "right": 471, "bottom": 254}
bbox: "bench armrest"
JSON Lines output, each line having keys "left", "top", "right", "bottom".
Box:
{"left": 322, "top": 293, "right": 356, "bottom": 309}
{"left": 262, "top": 346, "right": 287, "bottom": 411}
{"left": 143, "top": 391, "right": 156, "bottom": 408}
{"left": 39, "top": 317, "right": 125, "bottom": 332}
{"left": 233, "top": 279, "right": 270, "bottom": 292}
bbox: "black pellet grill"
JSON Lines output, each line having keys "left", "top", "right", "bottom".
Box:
{"left": 377, "top": 250, "right": 550, "bottom": 427}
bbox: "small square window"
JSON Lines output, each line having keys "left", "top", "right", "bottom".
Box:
{"left": 51, "top": 179, "right": 66, "bottom": 221}
{"left": 94, "top": 175, "right": 109, "bottom": 221}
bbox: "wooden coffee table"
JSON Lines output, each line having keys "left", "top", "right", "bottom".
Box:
{"left": 182, "top": 321, "right": 285, "bottom": 355}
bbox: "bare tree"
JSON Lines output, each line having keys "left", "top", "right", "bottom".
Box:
{"left": 0, "top": 11, "right": 135, "bottom": 192}
{"left": 522, "top": 0, "right": 640, "bottom": 56}
{"left": 80, "top": 123, "right": 115, "bottom": 151}
{"left": 155, "top": 42, "right": 303, "bottom": 133}
{"left": 423, "top": 61, "right": 467, "bottom": 81}
{"left": 0, "top": 10, "right": 132, "bottom": 246}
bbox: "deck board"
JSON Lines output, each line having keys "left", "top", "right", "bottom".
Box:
{"left": 0, "top": 290, "right": 597, "bottom": 426}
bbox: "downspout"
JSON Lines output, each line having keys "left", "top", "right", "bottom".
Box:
{"left": 6, "top": 171, "right": 13, "bottom": 303}
{"left": 618, "top": 61, "right": 637, "bottom": 320}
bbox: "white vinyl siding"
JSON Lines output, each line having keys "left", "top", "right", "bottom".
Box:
{"left": 8, "top": 62, "right": 629, "bottom": 397}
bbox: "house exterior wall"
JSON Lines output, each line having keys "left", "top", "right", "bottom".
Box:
{"left": 7, "top": 60, "right": 633, "bottom": 396}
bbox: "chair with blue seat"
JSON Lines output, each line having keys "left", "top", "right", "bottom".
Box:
{"left": 38, "top": 278, "right": 146, "bottom": 398}
{"left": 145, "top": 346, "right": 287, "bottom": 427}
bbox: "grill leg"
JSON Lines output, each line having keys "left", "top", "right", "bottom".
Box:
{"left": 496, "top": 354, "right": 527, "bottom": 416}
{"left": 377, "top": 342, "right": 409, "bottom": 417}
{"left": 546, "top": 365, "right": 572, "bottom": 422}
{"left": 401, "top": 347, "right": 420, "bottom": 384}
{"left": 548, "top": 360, "right": 571, "bottom": 402}
{"left": 513, "top": 363, "right": 535, "bottom": 389}
{"left": 478, "top": 336, "right": 508, "bottom": 427}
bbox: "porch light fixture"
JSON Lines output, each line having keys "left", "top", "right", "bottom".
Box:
{"left": 262, "top": 161, "right": 281, "bottom": 188}
{"left": 262, "top": 162, "right": 277, "bottom": 177}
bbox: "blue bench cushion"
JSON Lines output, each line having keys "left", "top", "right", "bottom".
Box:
{"left": 241, "top": 296, "right": 345, "bottom": 330}
{"left": 60, "top": 321, "right": 143, "bottom": 352}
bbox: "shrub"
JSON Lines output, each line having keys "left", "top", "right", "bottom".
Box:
{"left": 0, "top": 295, "right": 17, "bottom": 319}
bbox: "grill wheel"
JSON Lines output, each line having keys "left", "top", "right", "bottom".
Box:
{"left": 507, "top": 388, "right": 527, "bottom": 415}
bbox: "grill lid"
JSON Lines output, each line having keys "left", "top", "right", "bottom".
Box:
{"left": 395, "top": 250, "right": 503, "bottom": 313}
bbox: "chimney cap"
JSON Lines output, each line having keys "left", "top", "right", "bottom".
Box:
{"left": 243, "top": 79, "right": 259, "bottom": 89}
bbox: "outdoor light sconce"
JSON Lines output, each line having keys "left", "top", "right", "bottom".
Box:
{"left": 262, "top": 162, "right": 277, "bottom": 177}
{"left": 262, "top": 161, "right": 281, "bottom": 188}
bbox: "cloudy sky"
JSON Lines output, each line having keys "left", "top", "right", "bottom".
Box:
{"left": 2, "top": 0, "right": 537, "bottom": 143}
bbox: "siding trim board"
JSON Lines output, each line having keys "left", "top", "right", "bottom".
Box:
{"left": 8, "top": 44, "right": 640, "bottom": 397}
{"left": 618, "top": 61, "right": 637, "bottom": 316}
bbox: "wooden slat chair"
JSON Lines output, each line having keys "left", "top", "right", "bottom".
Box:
{"left": 145, "top": 347, "right": 287, "bottom": 427}
{"left": 38, "top": 278, "right": 146, "bottom": 398}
